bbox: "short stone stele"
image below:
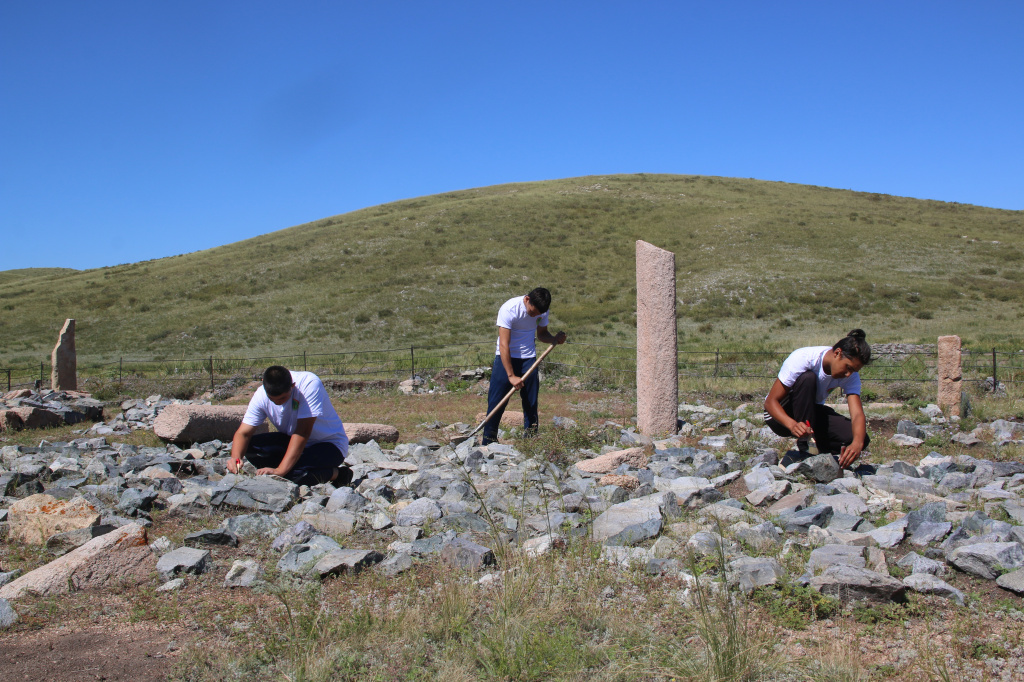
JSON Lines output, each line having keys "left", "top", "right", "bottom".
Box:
{"left": 51, "top": 318, "right": 77, "bottom": 391}
{"left": 636, "top": 240, "right": 677, "bottom": 436}
{"left": 937, "top": 335, "right": 961, "bottom": 417}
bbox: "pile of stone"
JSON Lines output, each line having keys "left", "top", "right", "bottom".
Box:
{"left": 2, "top": 401, "right": 1024, "bottom": 630}
{"left": 0, "top": 389, "right": 105, "bottom": 432}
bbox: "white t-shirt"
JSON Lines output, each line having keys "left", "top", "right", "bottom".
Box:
{"left": 494, "top": 295, "right": 549, "bottom": 358}
{"left": 242, "top": 371, "right": 349, "bottom": 456}
{"left": 776, "top": 346, "right": 862, "bottom": 404}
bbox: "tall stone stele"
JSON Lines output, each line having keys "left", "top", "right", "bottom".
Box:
{"left": 636, "top": 240, "right": 678, "bottom": 436}
{"left": 937, "top": 334, "right": 961, "bottom": 417}
{"left": 51, "top": 318, "right": 77, "bottom": 391}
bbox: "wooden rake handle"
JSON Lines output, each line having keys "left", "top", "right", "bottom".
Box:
{"left": 466, "top": 342, "right": 559, "bottom": 438}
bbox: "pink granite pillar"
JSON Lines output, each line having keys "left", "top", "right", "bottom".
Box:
{"left": 937, "top": 335, "right": 961, "bottom": 416}
{"left": 51, "top": 319, "right": 77, "bottom": 391}
{"left": 636, "top": 240, "right": 677, "bottom": 436}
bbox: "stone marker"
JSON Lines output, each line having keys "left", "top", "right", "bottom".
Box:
{"left": 937, "top": 335, "right": 961, "bottom": 416}
{"left": 636, "top": 240, "right": 677, "bottom": 437}
{"left": 575, "top": 447, "right": 649, "bottom": 474}
{"left": 154, "top": 404, "right": 266, "bottom": 443}
{"left": 51, "top": 318, "right": 77, "bottom": 391}
{"left": 345, "top": 423, "right": 400, "bottom": 444}
{"left": 8, "top": 494, "right": 101, "bottom": 545}
{"left": 0, "top": 523, "right": 153, "bottom": 599}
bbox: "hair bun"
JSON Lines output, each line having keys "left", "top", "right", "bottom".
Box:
{"left": 847, "top": 329, "right": 866, "bottom": 340}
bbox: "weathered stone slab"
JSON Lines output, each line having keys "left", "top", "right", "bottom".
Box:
{"left": 903, "top": 574, "right": 965, "bottom": 605}
{"left": 313, "top": 549, "right": 385, "bottom": 577}
{"left": 219, "top": 476, "right": 298, "bottom": 513}
{"left": 394, "top": 498, "right": 442, "bottom": 527}
{"left": 598, "top": 474, "right": 640, "bottom": 490}
{"left": 575, "top": 447, "right": 649, "bottom": 474}
{"left": 156, "top": 547, "right": 211, "bottom": 581}
{"left": 947, "top": 542, "right": 1024, "bottom": 580}
{"left": 795, "top": 454, "right": 841, "bottom": 483}
{"left": 808, "top": 545, "right": 867, "bottom": 571}
{"left": 816, "top": 493, "right": 868, "bottom": 517}
{"left": 727, "top": 556, "right": 785, "bottom": 594}
{"left": 224, "top": 559, "right": 263, "bottom": 588}
{"left": 996, "top": 569, "right": 1024, "bottom": 595}
{"left": 635, "top": 240, "right": 677, "bottom": 436}
{"left": 154, "top": 404, "right": 266, "bottom": 443}
{"left": 8, "top": 494, "right": 101, "bottom": 545}
{"left": 51, "top": 318, "right": 77, "bottom": 391}
{"left": 937, "top": 335, "right": 961, "bottom": 416}
{"left": 440, "top": 538, "right": 495, "bottom": 571}
{"left": 592, "top": 493, "right": 676, "bottom": 546}
{"left": 810, "top": 565, "right": 906, "bottom": 603}
{"left": 301, "top": 510, "right": 357, "bottom": 536}
{"left": 345, "top": 423, "right": 400, "bottom": 444}
{"left": 0, "top": 523, "right": 153, "bottom": 599}
{"left": 10, "top": 407, "right": 63, "bottom": 430}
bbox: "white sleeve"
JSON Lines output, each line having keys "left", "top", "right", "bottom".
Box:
{"left": 496, "top": 301, "right": 514, "bottom": 329}
{"left": 539, "top": 311, "right": 549, "bottom": 327}
{"left": 777, "top": 349, "right": 812, "bottom": 387}
{"left": 844, "top": 374, "right": 862, "bottom": 396}
{"left": 242, "top": 391, "right": 267, "bottom": 427}
{"left": 299, "top": 378, "right": 325, "bottom": 419}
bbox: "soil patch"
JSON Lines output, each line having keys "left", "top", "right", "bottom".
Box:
{"left": 0, "top": 623, "right": 190, "bottom": 681}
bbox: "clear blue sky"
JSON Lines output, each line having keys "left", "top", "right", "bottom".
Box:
{"left": 2, "top": 1, "right": 1022, "bottom": 271}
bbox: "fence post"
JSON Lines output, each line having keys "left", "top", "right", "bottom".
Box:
{"left": 40, "top": 361, "right": 44, "bottom": 387}
{"left": 303, "top": 351, "right": 307, "bottom": 372}
{"left": 119, "top": 357, "right": 123, "bottom": 391}
{"left": 5, "top": 369, "right": 9, "bottom": 392}
{"left": 714, "top": 349, "right": 719, "bottom": 378}
{"left": 410, "top": 346, "right": 415, "bottom": 381}
{"left": 993, "top": 348, "right": 998, "bottom": 389}
{"left": 209, "top": 356, "right": 214, "bottom": 390}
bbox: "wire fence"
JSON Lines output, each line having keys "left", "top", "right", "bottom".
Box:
{"left": 2, "top": 342, "right": 1022, "bottom": 396}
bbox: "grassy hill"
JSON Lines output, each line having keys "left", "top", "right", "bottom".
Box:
{"left": 1, "top": 174, "right": 1022, "bottom": 365}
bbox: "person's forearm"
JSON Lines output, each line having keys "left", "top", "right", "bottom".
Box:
{"left": 231, "top": 431, "right": 251, "bottom": 463}
{"left": 852, "top": 415, "right": 866, "bottom": 446}
{"left": 275, "top": 434, "right": 308, "bottom": 476}
{"left": 500, "top": 345, "right": 516, "bottom": 379}
{"left": 764, "top": 397, "right": 797, "bottom": 431}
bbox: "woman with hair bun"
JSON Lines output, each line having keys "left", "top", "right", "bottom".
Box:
{"left": 763, "top": 329, "right": 872, "bottom": 469}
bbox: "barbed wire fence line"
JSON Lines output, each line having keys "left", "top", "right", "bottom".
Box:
{"left": 2, "top": 341, "right": 1022, "bottom": 396}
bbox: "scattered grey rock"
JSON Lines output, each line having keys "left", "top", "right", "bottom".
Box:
{"left": 156, "top": 547, "right": 211, "bottom": 581}
{"left": 224, "top": 559, "right": 263, "bottom": 588}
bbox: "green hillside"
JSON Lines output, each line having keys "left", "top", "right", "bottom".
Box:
{"left": 1, "top": 174, "right": 1022, "bottom": 364}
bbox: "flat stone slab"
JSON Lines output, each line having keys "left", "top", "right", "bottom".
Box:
{"left": 312, "top": 549, "right": 385, "bottom": 577}
{"left": 440, "top": 538, "right": 495, "bottom": 571}
{"left": 0, "top": 523, "right": 154, "bottom": 599}
{"left": 903, "top": 574, "right": 965, "bottom": 605}
{"left": 810, "top": 565, "right": 906, "bottom": 603}
{"left": 394, "top": 498, "right": 442, "bottom": 527}
{"left": 592, "top": 493, "right": 676, "bottom": 546}
{"left": 224, "top": 559, "right": 263, "bottom": 588}
{"left": 346, "top": 423, "right": 400, "bottom": 444}
{"left": 474, "top": 411, "right": 524, "bottom": 427}
{"left": 8, "top": 494, "right": 101, "bottom": 545}
{"left": 807, "top": 545, "right": 867, "bottom": 572}
{"left": 728, "top": 556, "right": 785, "bottom": 594}
{"left": 154, "top": 404, "right": 265, "bottom": 443}
{"left": 574, "top": 447, "right": 649, "bottom": 474}
{"left": 816, "top": 493, "right": 868, "bottom": 517}
{"left": 216, "top": 476, "right": 299, "bottom": 513}
{"left": 375, "top": 461, "right": 419, "bottom": 472}
{"left": 156, "top": 547, "right": 211, "bottom": 581}
{"left": 947, "top": 542, "right": 1024, "bottom": 580}
{"left": 995, "top": 569, "right": 1024, "bottom": 595}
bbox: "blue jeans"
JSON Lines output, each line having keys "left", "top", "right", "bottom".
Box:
{"left": 482, "top": 355, "right": 539, "bottom": 444}
{"left": 243, "top": 432, "right": 345, "bottom": 486}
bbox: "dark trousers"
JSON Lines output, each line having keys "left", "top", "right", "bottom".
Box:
{"left": 482, "top": 355, "right": 539, "bottom": 445}
{"left": 766, "top": 370, "right": 870, "bottom": 454}
{"left": 244, "top": 432, "right": 345, "bottom": 486}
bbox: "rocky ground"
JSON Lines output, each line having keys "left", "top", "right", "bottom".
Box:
{"left": 1, "top": 386, "right": 1024, "bottom": 680}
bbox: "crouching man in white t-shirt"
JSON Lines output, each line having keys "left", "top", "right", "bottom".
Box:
{"left": 227, "top": 365, "right": 352, "bottom": 487}
{"left": 481, "top": 287, "right": 567, "bottom": 445}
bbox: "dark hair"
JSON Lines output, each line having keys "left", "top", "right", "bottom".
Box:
{"left": 526, "top": 287, "right": 551, "bottom": 314}
{"left": 833, "top": 329, "right": 871, "bottom": 365}
{"left": 263, "top": 365, "right": 293, "bottom": 397}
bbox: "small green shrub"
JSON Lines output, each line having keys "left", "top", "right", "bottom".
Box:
{"left": 751, "top": 581, "right": 840, "bottom": 630}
